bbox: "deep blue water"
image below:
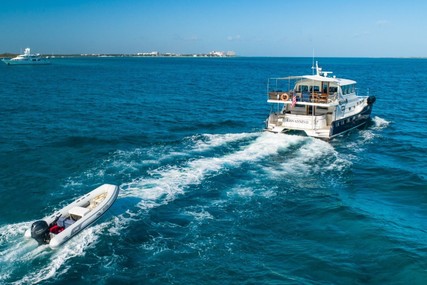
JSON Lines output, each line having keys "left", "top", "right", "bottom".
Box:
{"left": 0, "top": 57, "right": 426, "bottom": 284}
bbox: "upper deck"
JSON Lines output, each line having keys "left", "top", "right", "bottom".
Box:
{"left": 267, "top": 62, "right": 357, "bottom": 105}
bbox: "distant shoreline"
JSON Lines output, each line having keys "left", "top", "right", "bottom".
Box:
{"left": 1, "top": 53, "right": 426, "bottom": 59}
{"left": 0, "top": 51, "right": 237, "bottom": 59}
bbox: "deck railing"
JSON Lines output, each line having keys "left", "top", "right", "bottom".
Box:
{"left": 268, "top": 91, "right": 338, "bottom": 103}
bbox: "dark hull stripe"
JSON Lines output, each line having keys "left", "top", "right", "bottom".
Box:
{"left": 330, "top": 105, "right": 373, "bottom": 137}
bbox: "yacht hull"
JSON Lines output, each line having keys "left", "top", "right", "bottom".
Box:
{"left": 3, "top": 59, "right": 50, "bottom": 65}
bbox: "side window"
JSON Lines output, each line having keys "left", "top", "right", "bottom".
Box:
{"left": 299, "top": 85, "right": 308, "bottom": 92}
{"left": 342, "top": 86, "right": 348, "bottom": 95}
{"left": 310, "top": 86, "right": 320, "bottom": 92}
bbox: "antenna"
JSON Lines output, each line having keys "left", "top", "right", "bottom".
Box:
{"left": 311, "top": 48, "right": 315, "bottom": 75}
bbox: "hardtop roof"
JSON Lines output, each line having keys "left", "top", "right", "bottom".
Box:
{"left": 270, "top": 75, "right": 356, "bottom": 86}
{"left": 270, "top": 62, "right": 357, "bottom": 86}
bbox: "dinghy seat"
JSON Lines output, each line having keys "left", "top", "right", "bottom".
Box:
{"left": 69, "top": 206, "right": 90, "bottom": 221}
{"left": 57, "top": 216, "right": 74, "bottom": 228}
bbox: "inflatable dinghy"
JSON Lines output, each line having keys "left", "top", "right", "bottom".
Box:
{"left": 25, "top": 184, "right": 119, "bottom": 248}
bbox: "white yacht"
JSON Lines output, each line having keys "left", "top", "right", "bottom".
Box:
{"left": 265, "top": 62, "right": 376, "bottom": 140}
{"left": 2, "top": 48, "right": 50, "bottom": 65}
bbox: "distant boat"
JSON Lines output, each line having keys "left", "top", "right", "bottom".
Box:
{"left": 2, "top": 48, "right": 50, "bottom": 65}
{"left": 25, "top": 184, "right": 119, "bottom": 248}
{"left": 265, "top": 62, "right": 376, "bottom": 140}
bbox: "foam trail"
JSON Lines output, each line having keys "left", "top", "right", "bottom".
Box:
{"left": 62, "top": 132, "right": 257, "bottom": 189}
{"left": 354, "top": 116, "right": 390, "bottom": 143}
{"left": 0, "top": 222, "right": 36, "bottom": 262}
{"left": 268, "top": 137, "right": 351, "bottom": 178}
{"left": 121, "top": 132, "right": 305, "bottom": 208}
{"left": 12, "top": 223, "right": 104, "bottom": 285}
{"left": 372, "top": 116, "right": 390, "bottom": 130}
{"left": 0, "top": 222, "right": 43, "bottom": 283}
{"left": 191, "top": 132, "right": 259, "bottom": 152}
{"left": 226, "top": 137, "right": 351, "bottom": 198}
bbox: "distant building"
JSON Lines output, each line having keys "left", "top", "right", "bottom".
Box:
{"left": 208, "top": 51, "right": 236, "bottom": 57}
{"left": 137, "top": 51, "right": 159, "bottom": 56}
{"left": 133, "top": 50, "right": 236, "bottom": 57}
{"left": 209, "top": 51, "right": 225, "bottom": 57}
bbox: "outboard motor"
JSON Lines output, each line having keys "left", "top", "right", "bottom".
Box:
{"left": 30, "top": 220, "right": 50, "bottom": 245}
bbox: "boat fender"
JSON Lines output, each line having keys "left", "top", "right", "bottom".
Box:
{"left": 280, "top": 93, "right": 289, "bottom": 101}
{"left": 31, "top": 220, "right": 50, "bottom": 245}
{"left": 367, "top": 96, "right": 376, "bottom": 105}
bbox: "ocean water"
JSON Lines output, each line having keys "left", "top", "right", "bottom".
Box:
{"left": 0, "top": 57, "right": 426, "bottom": 285}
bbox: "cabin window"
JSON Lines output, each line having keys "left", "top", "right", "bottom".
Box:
{"left": 322, "top": 83, "right": 328, "bottom": 93}
{"left": 343, "top": 86, "right": 349, "bottom": 95}
{"left": 342, "top": 84, "right": 355, "bottom": 94}
{"left": 299, "top": 85, "right": 309, "bottom": 92}
{"left": 309, "top": 86, "right": 320, "bottom": 92}
{"left": 329, "top": 87, "right": 338, "bottom": 93}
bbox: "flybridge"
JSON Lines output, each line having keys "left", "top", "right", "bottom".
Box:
{"left": 267, "top": 62, "right": 358, "bottom": 106}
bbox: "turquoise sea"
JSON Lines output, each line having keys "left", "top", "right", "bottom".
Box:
{"left": 0, "top": 57, "right": 426, "bottom": 284}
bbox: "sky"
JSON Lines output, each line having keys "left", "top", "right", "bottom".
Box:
{"left": 1, "top": 0, "right": 427, "bottom": 57}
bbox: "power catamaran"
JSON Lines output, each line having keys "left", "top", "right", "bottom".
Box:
{"left": 265, "top": 62, "right": 376, "bottom": 140}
